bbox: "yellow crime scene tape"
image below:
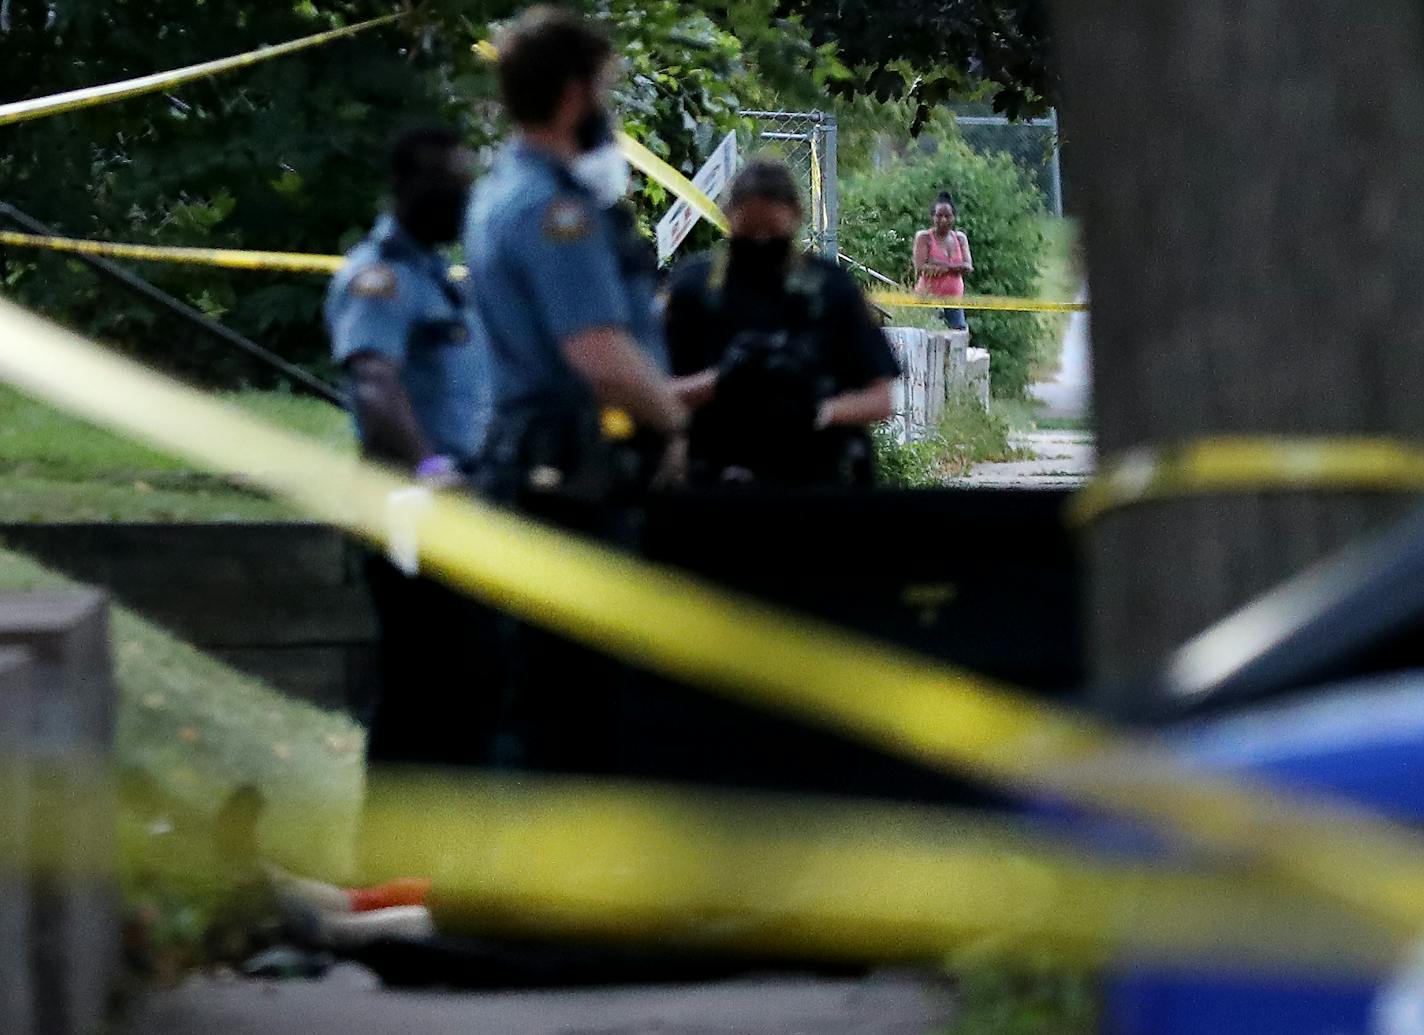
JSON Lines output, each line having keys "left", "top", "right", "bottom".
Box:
{"left": 868, "top": 289, "right": 1088, "bottom": 314}
{"left": 809, "top": 132, "right": 829, "bottom": 237}
{"left": 4, "top": 296, "right": 1424, "bottom": 942}
{"left": 0, "top": 16, "right": 1083, "bottom": 315}
{"left": 0, "top": 15, "right": 399, "bottom": 127}
{"left": 1071, "top": 437, "right": 1424, "bottom": 526}
{"left": 0, "top": 230, "right": 343, "bottom": 274}
{"left": 0, "top": 31, "right": 1076, "bottom": 311}
{"left": 617, "top": 130, "right": 732, "bottom": 235}
{"left": 4, "top": 4, "right": 1415, "bottom": 969}
{"left": 11, "top": 762, "right": 1396, "bottom": 974}
{"left": 356, "top": 772, "right": 1396, "bottom": 974}
{"left": 0, "top": 228, "right": 1084, "bottom": 314}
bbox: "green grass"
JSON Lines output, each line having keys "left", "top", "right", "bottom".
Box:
{"left": 1031, "top": 415, "right": 1093, "bottom": 433}
{"left": 0, "top": 541, "right": 365, "bottom": 973}
{"left": 992, "top": 396, "right": 1093, "bottom": 437}
{"left": 0, "top": 544, "right": 364, "bottom": 877}
{"left": 0, "top": 387, "right": 354, "bottom": 522}
{"left": 944, "top": 965, "right": 1099, "bottom": 1035}
{"left": 876, "top": 389, "right": 1031, "bottom": 487}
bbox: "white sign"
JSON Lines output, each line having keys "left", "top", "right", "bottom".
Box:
{"left": 655, "top": 130, "right": 738, "bottom": 264}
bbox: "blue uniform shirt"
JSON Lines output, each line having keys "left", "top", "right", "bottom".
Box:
{"left": 607, "top": 203, "right": 670, "bottom": 372}
{"left": 324, "top": 215, "right": 490, "bottom": 461}
{"left": 464, "top": 142, "right": 661, "bottom": 415}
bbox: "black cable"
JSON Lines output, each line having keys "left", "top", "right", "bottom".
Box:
{"left": 0, "top": 202, "right": 346, "bottom": 407}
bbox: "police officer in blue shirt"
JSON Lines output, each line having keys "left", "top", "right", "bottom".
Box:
{"left": 325, "top": 126, "right": 500, "bottom": 768}
{"left": 570, "top": 130, "right": 669, "bottom": 373}
{"left": 466, "top": 8, "right": 688, "bottom": 509}
{"left": 465, "top": 8, "right": 690, "bottom": 772}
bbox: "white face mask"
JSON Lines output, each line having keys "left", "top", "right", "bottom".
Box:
{"left": 572, "top": 143, "right": 631, "bottom": 208}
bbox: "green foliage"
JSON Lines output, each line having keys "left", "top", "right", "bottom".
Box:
{"left": 840, "top": 139, "right": 1053, "bottom": 397}
{"left": 873, "top": 426, "right": 941, "bottom": 488}
{"left": 875, "top": 388, "right": 1025, "bottom": 487}
{"left": 0, "top": 0, "right": 1052, "bottom": 390}
{"left": 1036, "top": 218, "right": 1081, "bottom": 301}
{"left": 0, "top": 1, "right": 772, "bottom": 385}
{"left": 946, "top": 965, "right": 1099, "bottom": 1035}
{"left": 938, "top": 387, "right": 1023, "bottom": 467}
{"left": 1032, "top": 216, "right": 1080, "bottom": 369}
{"left": 782, "top": 0, "right": 1056, "bottom": 124}
{"left": 719, "top": 0, "right": 852, "bottom": 109}
{"left": 1, "top": 1, "right": 503, "bottom": 385}
{"left": 598, "top": 0, "right": 760, "bottom": 252}
{"left": 830, "top": 94, "right": 958, "bottom": 180}
{"left": 608, "top": 0, "right": 747, "bottom": 168}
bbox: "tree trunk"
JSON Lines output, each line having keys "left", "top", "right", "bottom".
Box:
{"left": 1052, "top": 0, "right": 1424, "bottom": 707}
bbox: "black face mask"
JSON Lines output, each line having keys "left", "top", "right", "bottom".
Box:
{"left": 397, "top": 181, "right": 469, "bottom": 246}
{"left": 730, "top": 237, "right": 793, "bottom": 278}
{"left": 575, "top": 107, "right": 614, "bottom": 154}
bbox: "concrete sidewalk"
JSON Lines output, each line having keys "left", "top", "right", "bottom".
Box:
{"left": 953, "top": 430, "right": 1095, "bottom": 489}
{"left": 1030, "top": 287, "right": 1091, "bottom": 422}
{"left": 954, "top": 286, "right": 1095, "bottom": 488}
{"left": 123, "top": 969, "right": 955, "bottom": 1035}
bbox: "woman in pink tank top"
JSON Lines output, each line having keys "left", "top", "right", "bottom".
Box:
{"left": 912, "top": 192, "right": 974, "bottom": 331}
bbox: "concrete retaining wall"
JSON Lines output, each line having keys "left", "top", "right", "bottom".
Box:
{"left": 2, "top": 481, "right": 1085, "bottom": 720}
{"left": 0, "top": 648, "right": 35, "bottom": 1035}
{"left": 965, "top": 346, "right": 991, "bottom": 410}
{"left": 0, "top": 589, "right": 117, "bottom": 1035}
{"left": 0, "top": 524, "right": 377, "bottom": 718}
{"left": 884, "top": 328, "right": 989, "bottom": 441}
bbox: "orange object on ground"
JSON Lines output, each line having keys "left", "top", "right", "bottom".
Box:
{"left": 346, "top": 877, "right": 433, "bottom": 913}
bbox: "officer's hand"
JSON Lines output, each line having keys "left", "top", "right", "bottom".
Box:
{"left": 652, "top": 433, "right": 689, "bottom": 490}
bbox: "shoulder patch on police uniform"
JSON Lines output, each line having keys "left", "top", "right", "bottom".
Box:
{"left": 350, "top": 264, "right": 399, "bottom": 300}
{"left": 543, "top": 199, "right": 592, "bottom": 243}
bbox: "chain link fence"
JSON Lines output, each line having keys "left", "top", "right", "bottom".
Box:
{"left": 954, "top": 110, "right": 1064, "bottom": 216}
{"left": 735, "top": 108, "right": 1062, "bottom": 265}
{"left": 739, "top": 110, "right": 838, "bottom": 258}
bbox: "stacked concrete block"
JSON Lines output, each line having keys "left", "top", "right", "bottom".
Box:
{"left": 3, "top": 523, "right": 376, "bottom": 715}
{"left": 965, "top": 347, "right": 992, "bottom": 410}
{"left": 0, "top": 590, "right": 117, "bottom": 1035}
{"left": 882, "top": 327, "right": 922, "bottom": 442}
{"left": 886, "top": 327, "right": 990, "bottom": 441}
{"left": 920, "top": 331, "right": 948, "bottom": 433}
{"left": 941, "top": 330, "right": 968, "bottom": 389}
{"left": 0, "top": 647, "right": 36, "bottom": 1035}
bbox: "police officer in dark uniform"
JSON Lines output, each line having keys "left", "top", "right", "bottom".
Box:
{"left": 464, "top": 7, "right": 688, "bottom": 772}
{"left": 663, "top": 160, "right": 901, "bottom": 486}
{"left": 324, "top": 127, "right": 499, "bottom": 767}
